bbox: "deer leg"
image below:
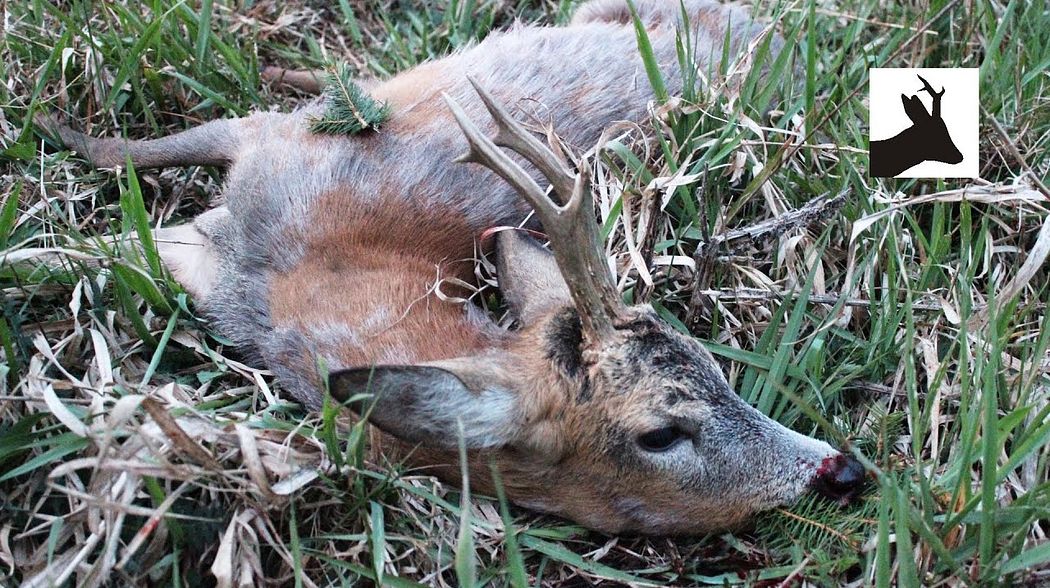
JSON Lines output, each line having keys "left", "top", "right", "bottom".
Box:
{"left": 572, "top": 0, "right": 775, "bottom": 70}
{"left": 261, "top": 65, "right": 378, "bottom": 95}
{"left": 261, "top": 66, "right": 326, "bottom": 94}
{"left": 36, "top": 114, "right": 243, "bottom": 170}
{"left": 570, "top": 0, "right": 647, "bottom": 26}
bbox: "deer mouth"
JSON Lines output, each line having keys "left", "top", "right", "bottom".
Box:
{"left": 810, "top": 453, "right": 868, "bottom": 506}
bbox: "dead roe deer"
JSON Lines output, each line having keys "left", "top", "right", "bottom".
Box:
{"left": 40, "top": 0, "right": 865, "bottom": 534}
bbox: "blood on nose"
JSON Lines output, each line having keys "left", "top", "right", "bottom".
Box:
{"left": 811, "top": 453, "right": 867, "bottom": 505}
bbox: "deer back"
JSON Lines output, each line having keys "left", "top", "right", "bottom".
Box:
{"left": 199, "top": 1, "right": 770, "bottom": 406}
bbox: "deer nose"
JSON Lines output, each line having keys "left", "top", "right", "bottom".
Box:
{"left": 811, "top": 453, "right": 867, "bottom": 505}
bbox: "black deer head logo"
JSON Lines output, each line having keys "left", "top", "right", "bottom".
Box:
{"left": 870, "top": 75, "right": 963, "bottom": 177}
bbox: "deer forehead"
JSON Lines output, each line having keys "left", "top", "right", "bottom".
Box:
{"left": 554, "top": 313, "right": 729, "bottom": 398}
{"left": 529, "top": 308, "right": 734, "bottom": 429}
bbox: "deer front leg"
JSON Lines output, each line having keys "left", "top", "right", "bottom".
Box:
{"left": 35, "top": 114, "right": 243, "bottom": 170}
{"left": 261, "top": 66, "right": 327, "bottom": 94}
{"left": 261, "top": 65, "right": 378, "bottom": 95}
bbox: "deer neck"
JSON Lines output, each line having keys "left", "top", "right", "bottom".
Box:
{"left": 267, "top": 244, "right": 498, "bottom": 370}
{"left": 869, "top": 123, "right": 928, "bottom": 177}
{"left": 260, "top": 177, "right": 507, "bottom": 368}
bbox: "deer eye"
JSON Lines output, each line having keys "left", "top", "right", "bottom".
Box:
{"left": 637, "top": 427, "right": 687, "bottom": 452}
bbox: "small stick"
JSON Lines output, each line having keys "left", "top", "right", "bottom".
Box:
{"left": 684, "top": 191, "right": 847, "bottom": 332}
{"left": 709, "top": 190, "right": 847, "bottom": 252}
{"left": 981, "top": 105, "right": 1050, "bottom": 198}
{"left": 692, "top": 287, "right": 970, "bottom": 311}
{"left": 261, "top": 66, "right": 326, "bottom": 95}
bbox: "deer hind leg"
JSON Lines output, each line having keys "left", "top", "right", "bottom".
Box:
{"left": 571, "top": 0, "right": 763, "bottom": 45}
{"left": 36, "top": 114, "right": 243, "bottom": 170}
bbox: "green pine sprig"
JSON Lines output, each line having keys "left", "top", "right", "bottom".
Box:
{"left": 309, "top": 64, "right": 390, "bottom": 135}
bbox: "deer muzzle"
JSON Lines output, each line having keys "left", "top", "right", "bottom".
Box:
{"left": 810, "top": 453, "right": 868, "bottom": 505}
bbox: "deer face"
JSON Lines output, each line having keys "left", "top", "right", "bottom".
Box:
{"left": 900, "top": 92, "right": 962, "bottom": 165}
{"left": 508, "top": 307, "right": 855, "bottom": 533}
{"left": 329, "top": 232, "right": 866, "bottom": 534}
{"left": 329, "top": 80, "right": 865, "bottom": 534}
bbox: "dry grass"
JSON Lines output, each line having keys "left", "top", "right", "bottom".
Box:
{"left": 1, "top": 0, "right": 1048, "bottom": 586}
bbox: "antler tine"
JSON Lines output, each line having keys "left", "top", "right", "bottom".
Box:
{"left": 466, "top": 77, "right": 577, "bottom": 204}
{"left": 443, "top": 92, "right": 551, "bottom": 210}
{"left": 916, "top": 75, "right": 945, "bottom": 116}
{"left": 443, "top": 85, "right": 625, "bottom": 340}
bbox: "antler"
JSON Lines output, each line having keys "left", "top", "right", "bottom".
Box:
{"left": 916, "top": 75, "right": 945, "bottom": 118}
{"left": 443, "top": 78, "right": 625, "bottom": 341}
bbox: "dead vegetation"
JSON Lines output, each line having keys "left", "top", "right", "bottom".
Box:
{"left": 1, "top": 0, "right": 1048, "bottom": 585}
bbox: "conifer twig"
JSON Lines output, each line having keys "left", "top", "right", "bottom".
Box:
{"left": 309, "top": 64, "right": 389, "bottom": 135}
{"left": 774, "top": 508, "right": 859, "bottom": 548}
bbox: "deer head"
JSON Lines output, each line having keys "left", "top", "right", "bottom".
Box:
{"left": 901, "top": 75, "right": 963, "bottom": 165}
{"left": 870, "top": 74, "right": 965, "bottom": 177}
{"left": 329, "top": 80, "right": 866, "bottom": 534}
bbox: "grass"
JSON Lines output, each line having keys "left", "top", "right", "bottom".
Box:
{"left": 1, "top": 0, "right": 1048, "bottom": 585}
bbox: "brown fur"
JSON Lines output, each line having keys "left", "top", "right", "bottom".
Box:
{"left": 43, "top": 0, "right": 866, "bottom": 535}
{"left": 372, "top": 63, "right": 452, "bottom": 133}
{"left": 268, "top": 187, "right": 489, "bottom": 390}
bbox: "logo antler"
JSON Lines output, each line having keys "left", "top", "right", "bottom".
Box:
{"left": 915, "top": 75, "right": 945, "bottom": 118}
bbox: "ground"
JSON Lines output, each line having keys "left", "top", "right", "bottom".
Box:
{"left": 1, "top": 0, "right": 1048, "bottom": 586}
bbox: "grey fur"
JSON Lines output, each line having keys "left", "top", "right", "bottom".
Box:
{"left": 46, "top": 0, "right": 865, "bottom": 535}
{"left": 186, "top": 0, "right": 772, "bottom": 406}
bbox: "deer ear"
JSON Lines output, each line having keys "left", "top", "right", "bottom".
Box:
{"left": 496, "top": 230, "right": 572, "bottom": 324}
{"left": 901, "top": 94, "right": 929, "bottom": 123}
{"left": 329, "top": 359, "right": 521, "bottom": 449}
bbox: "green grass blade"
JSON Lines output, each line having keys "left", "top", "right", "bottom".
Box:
{"left": 0, "top": 180, "right": 22, "bottom": 250}
{"left": 625, "top": 0, "right": 668, "bottom": 103}
{"left": 194, "top": 0, "right": 213, "bottom": 65}
{"left": 370, "top": 500, "right": 386, "bottom": 584}
{"left": 119, "top": 158, "right": 162, "bottom": 276}
{"left": 490, "top": 463, "right": 527, "bottom": 588}
{"left": 519, "top": 535, "right": 658, "bottom": 586}
{"left": 0, "top": 434, "right": 90, "bottom": 482}
{"left": 454, "top": 422, "right": 476, "bottom": 588}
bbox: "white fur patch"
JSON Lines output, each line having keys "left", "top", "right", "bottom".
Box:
{"left": 154, "top": 224, "right": 220, "bottom": 300}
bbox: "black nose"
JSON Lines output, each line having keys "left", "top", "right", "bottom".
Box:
{"left": 811, "top": 454, "right": 867, "bottom": 505}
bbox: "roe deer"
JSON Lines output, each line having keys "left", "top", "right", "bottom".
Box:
{"left": 40, "top": 0, "right": 865, "bottom": 534}
{"left": 869, "top": 74, "right": 963, "bottom": 177}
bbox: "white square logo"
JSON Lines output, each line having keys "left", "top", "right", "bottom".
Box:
{"left": 869, "top": 68, "right": 979, "bottom": 178}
